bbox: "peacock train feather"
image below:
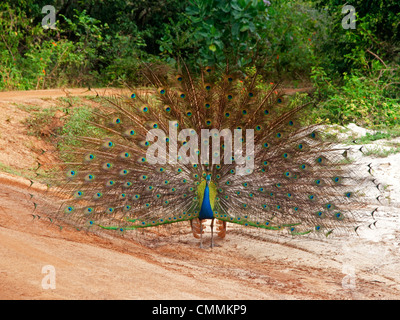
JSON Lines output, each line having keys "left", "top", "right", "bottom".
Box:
{"left": 37, "top": 62, "right": 382, "bottom": 248}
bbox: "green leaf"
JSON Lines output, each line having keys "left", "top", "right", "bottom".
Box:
{"left": 240, "top": 25, "right": 249, "bottom": 32}
{"left": 209, "top": 44, "right": 217, "bottom": 52}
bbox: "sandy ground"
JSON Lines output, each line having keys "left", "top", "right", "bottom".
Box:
{"left": 0, "top": 88, "right": 400, "bottom": 300}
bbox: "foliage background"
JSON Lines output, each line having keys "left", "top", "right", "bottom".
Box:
{"left": 0, "top": 0, "right": 399, "bottom": 129}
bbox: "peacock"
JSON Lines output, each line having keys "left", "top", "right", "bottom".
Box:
{"left": 37, "top": 62, "right": 381, "bottom": 248}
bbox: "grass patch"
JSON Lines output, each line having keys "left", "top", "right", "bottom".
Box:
{"left": 356, "top": 131, "right": 395, "bottom": 144}
{"left": 22, "top": 106, "right": 64, "bottom": 137}
{"left": 363, "top": 145, "right": 400, "bottom": 158}
{"left": 0, "top": 161, "right": 36, "bottom": 180}
{"left": 57, "top": 105, "right": 108, "bottom": 162}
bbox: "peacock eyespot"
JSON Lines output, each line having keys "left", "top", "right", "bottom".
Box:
{"left": 74, "top": 191, "right": 83, "bottom": 198}
{"left": 67, "top": 170, "right": 76, "bottom": 177}
{"left": 126, "top": 129, "right": 136, "bottom": 136}
{"left": 94, "top": 192, "right": 102, "bottom": 199}
{"left": 86, "top": 154, "right": 95, "bottom": 161}
{"left": 84, "top": 207, "right": 94, "bottom": 214}
{"left": 106, "top": 207, "right": 114, "bottom": 213}
{"left": 65, "top": 206, "right": 74, "bottom": 213}
{"left": 85, "top": 174, "right": 95, "bottom": 181}
{"left": 120, "top": 169, "right": 129, "bottom": 175}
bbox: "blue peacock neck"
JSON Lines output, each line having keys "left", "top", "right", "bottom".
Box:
{"left": 199, "top": 180, "right": 214, "bottom": 220}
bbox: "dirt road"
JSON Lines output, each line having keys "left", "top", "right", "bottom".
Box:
{"left": 0, "top": 89, "right": 400, "bottom": 300}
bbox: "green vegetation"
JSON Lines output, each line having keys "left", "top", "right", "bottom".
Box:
{"left": 0, "top": 0, "right": 399, "bottom": 131}
{"left": 362, "top": 145, "right": 400, "bottom": 158}
{"left": 21, "top": 97, "right": 108, "bottom": 162}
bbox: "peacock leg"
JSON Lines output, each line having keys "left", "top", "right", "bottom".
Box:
{"left": 210, "top": 218, "right": 215, "bottom": 248}
{"left": 199, "top": 219, "right": 203, "bottom": 249}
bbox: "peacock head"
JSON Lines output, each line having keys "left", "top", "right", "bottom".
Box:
{"left": 206, "top": 174, "right": 212, "bottom": 184}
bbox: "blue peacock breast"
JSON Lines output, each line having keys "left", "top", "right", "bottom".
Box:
{"left": 199, "top": 184, "right": 214, "bottom": 220}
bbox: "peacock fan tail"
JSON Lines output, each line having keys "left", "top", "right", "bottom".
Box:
{"left": 36, "top": 63, "right": 382, "bottom": 248}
